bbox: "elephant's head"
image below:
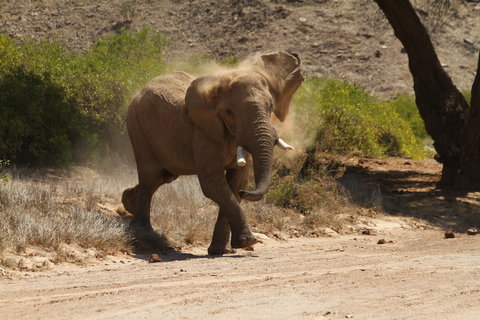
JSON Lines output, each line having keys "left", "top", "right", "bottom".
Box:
{"left": 185, "top": 52, "right": 303, "bottom": 201}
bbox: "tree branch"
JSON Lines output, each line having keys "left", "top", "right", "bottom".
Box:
{"left": 373, "top": 0, "right": 469, "bottom": 139}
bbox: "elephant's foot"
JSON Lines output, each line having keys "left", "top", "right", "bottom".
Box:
{"left": 116, "top": 205, "right": 134, "bottom": 218}
{"left": 230, "top": 232, "right": 257, "bottom": 249}
{"left": 129, "top": 221, "right": 170, "bottom": 252}
{"left": 207, "top": 246, "right": 236, "bottom": 256}
{"left": 121, "top": 186, "right": 138, "bottom": 215}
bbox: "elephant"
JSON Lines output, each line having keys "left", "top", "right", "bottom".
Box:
{"left": 121, "top": 52, "right": 303, "bottom": 255}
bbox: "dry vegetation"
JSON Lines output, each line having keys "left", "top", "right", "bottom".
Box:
{"left": 0, "top": 155, "right": 375, "bottom": 270}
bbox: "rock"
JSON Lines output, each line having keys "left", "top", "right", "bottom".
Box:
{"left": 361, "top": 229, "right": 374, "bottom": 235}
{"left": 148, "top": 253, "right": 163, "bottom": 263}
{"left": 377, "top": 239, "right": 386, "bottom": 244}
{"left": 252, "top": 232, "right": 269, "bottom": 242}
{"left": 467, "top": 228, "right": 477, "bottom": 235}
{"left": 445, "top": 231, "right": 455, "bottom": 239}
{"left": 299, "top": 17, "right": 307, "bottom": 23}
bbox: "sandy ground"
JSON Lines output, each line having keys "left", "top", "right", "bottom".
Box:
{"left": 1, "top": 217, "right": 480, "bottom": 320}
{"left": 2, "top": 0, "right": 479, "bottom": 98}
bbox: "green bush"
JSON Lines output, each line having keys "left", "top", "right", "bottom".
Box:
{"left": 0, "top": 66, "right": 77, "bottom": 166}
{"left": 0, "top": 28, "right": 169, "bottom": 166}
{"left": 294, "top": 78, "right": 426, "bottom": 159}
{"left": 388, "top": 93, "right": 428, "bottom": 140}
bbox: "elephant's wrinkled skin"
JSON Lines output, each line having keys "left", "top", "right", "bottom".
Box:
{"left": 122, "top": 52, "right": 303, "bottom": 255}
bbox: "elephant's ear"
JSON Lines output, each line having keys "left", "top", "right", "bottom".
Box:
{"left": 254, "top": 52, "right": 304, "bottom": 122}
{"left": 185, "top": 75, "right": 232, "bottom": 142}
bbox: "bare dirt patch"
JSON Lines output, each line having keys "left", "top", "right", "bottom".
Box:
{"left": 338, "top": 157, "right": 480, "bottom": 232}
{"left": 1, "top": 227, "right": 480, "bottom": 319}
{"left": 1, "top": 0, "right": 479, "bottom": 98}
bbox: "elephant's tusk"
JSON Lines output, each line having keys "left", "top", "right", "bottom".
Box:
{"left": 236, "top": 146, "right": 247, "bottom": 167}
{"left": 277, "top": 138, "right": 294, "bottom": 151}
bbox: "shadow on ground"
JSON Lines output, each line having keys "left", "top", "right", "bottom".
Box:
{"left": 133, "top": 248, "right": 258, "bottom": 263}
{"left": 337, "top": 158, "right": 480, "bottom": 232}
{"left": 129, "top": 230, "right": 258, "bottom": 262}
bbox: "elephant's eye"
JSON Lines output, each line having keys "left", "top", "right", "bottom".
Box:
{"left": 226, "top": 109, "right": 233, "bottom": 116}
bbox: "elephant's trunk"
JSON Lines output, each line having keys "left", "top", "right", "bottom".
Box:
{"left": 239, "top": 121, "right": 275, "bottom": 201}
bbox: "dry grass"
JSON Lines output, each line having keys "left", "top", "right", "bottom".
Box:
{"left": 0, "top": 167, "right": 218, "bottom": 267}
{"left": 149, "top": 176, "right": 216, "bottom": 246}
{"left": 0, "top": 175, "right": 130, "bottom": 254}
{"left": 0, "top": 160, "right": 373, "bottom": 269}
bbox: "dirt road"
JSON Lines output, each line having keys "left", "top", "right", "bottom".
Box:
{"left": 1, "top": 218, "right": 480, "bottom": 320}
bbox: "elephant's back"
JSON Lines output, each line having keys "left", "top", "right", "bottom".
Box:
{"left": 128, "top": 71, "right": 194, "bottom": 127}
{"left": 143, "top": 72, "right": 194, "bottom": 107}
{"left": 126, "top": 72, "right": 196, "bottom": 173}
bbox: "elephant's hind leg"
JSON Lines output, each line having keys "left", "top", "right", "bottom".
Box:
{"left": 129, "top": 168, "right": 172, "bottom": 251}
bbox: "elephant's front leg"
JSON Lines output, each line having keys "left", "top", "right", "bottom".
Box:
{"left": 199, "top": 174, "right": 256, "bottom": 250}
{"left": 208, "top": 166, "right": 250, "bottom": 255}
{"left": 194, "top": 137, "right": 256, "bottom": 252}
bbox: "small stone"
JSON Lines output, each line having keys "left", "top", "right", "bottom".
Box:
{"left": 361, "top": 229, "right": 373, "bottom": 235}
{"left": 377, "top": 239, "right": 386, "bottom": 244}
{"left": 445, "top": 231, "right": 455, "bottom": 239}
{"left": 467, "top": 228, "right": 477, "bottom": 235}
{"left": 148, "top": 253, "right": 163, "bottom": 263}
{"left": 299, "top": 17, "right": 307, "bottom": 23}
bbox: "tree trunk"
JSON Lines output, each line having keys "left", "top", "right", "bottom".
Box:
{"left": 374, "top": 0, "right": 480, "bottom": 190}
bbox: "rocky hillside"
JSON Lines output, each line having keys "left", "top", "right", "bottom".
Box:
{"left": 1, "top": 0, "right": 479, "bottom": 98}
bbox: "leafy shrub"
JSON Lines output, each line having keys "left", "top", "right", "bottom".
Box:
{"left": 0, "top": 66, "right": 77, "bottom": 166}
{"left": 293, "top": 78, "right": 426, "bottom": 159}
{"left": 0, "top": 28, "right": 169, "bottom": 166}
{"left": 388, "top": 93, "right": 428, "bottom": 140}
